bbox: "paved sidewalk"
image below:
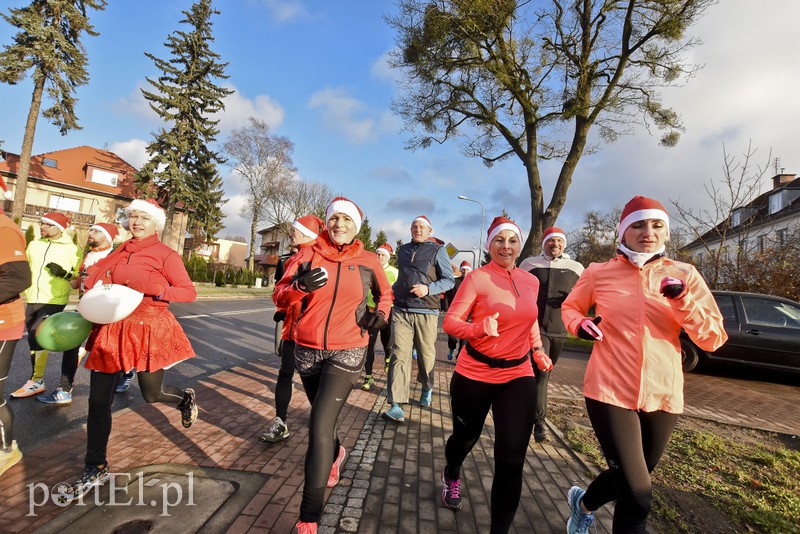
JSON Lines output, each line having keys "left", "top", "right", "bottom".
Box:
{"left": 0, "top": 339, "right": 612, "bottom": 533}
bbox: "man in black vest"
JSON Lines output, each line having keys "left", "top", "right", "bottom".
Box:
{"left": 382, "top": 216, "right": 454, "bottom": 422}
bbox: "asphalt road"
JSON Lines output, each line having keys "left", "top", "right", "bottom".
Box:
{"left": 4, "top": 298, "right": 278, "bottom": 451}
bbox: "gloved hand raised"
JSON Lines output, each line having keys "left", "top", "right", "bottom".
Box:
{"left": 364, "top": 311, "right": 387, "bottom": 332}
{"left": 660, "top": 277, "right": 685, "bottom": 299}
{"left": 533, "top": 349, "right": 553, "bottom": 372}
{"left": 126, "top": 279, "right": 164, "bottom": 298}
{"left": 273, "top": 310, "right": 286, "bottom": 322}
{"left": 46, "top": 262, "right": 69, "bottom": 279}
{"left": 577, "top": 316, "right": 603, "bottom": 341}
{"left": 294, "top": 267, "right": 328, "bottom": 293}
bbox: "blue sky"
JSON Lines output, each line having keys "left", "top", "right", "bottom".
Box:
{"left": 1, "top": 0, "right": 798, "bottom": 265}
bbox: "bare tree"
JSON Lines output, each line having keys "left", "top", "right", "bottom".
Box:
{"left": 223, "top": 117, "right": 295, "bottom": 271}
{"left": 567, "top": 208, "right": 621, "bottom": 265}
{"left": 670, "top": 141, "right": 771, "bottom": 287}
{"left": 266, "top": 179, "right": 335, "bottom": 236}
{"left": 387, "top": 0, "right": 715, "bottom": 259}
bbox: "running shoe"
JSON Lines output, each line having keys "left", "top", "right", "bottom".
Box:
{"left": 294, "top": 521, "right": 318, "bottom": 534}
{"left": 116, "top": 369, "right": 136, "bottom": 393}
{"left": 327, "top": 445, "right": 347, "bottom": 487}
{"left": 10, "top": 380, "right": 45, "bottom": 398}
{"left": 179, "top": 388, "right": 198, "bottom": 428}
{"left": 68, "top": 463, "right": 110, "bottom": 502}
{"left": 566, "top": 486, "right": 595, "bottom": 534}
{"left": 441, "top": 468, "right": 463, "bottom": 511}
{"left": 447, "top": 349, "right": 454, "bottom": 361}
{"left": 384, "top": 358, "right": 390, "bottom": 374}
{"left": 36, "top": 387, "right": 72, "bottom": 405}
{"left": 361, "top": 375, "right": 375, "bottom": 391}
{"left": 0, "top": 441, "right": 22, "bottom": 478}
{"left": 534, "top": 422, "right": 547, "bottom": 443}
{"left": 381, "top": 403, "right": 405, "bottom": 422}
{"left": 419, "top": 389, "right": 432, "bottom": 407}
{"left": 412, "top": 349, "right": 418, "bottom": 360}
{"left": 259, "top": 417, "right": 289, "bottom": 443}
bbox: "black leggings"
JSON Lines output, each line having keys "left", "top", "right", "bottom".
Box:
{"left": 297, "top": 356, "right": 362, "bottom": 523}
{"left": 274, "top": 340, "right": 296, "bottom": 422}
{"left": 582, "top": 398, "right": 679, "bottom": 533}
{"left": 364, "top": 324, "right": 390, "bottom": 375}
{"left": 444, "top": 372, "right": 536, "bottom": 534}
{"left": 85, "top": 369, "right": 185, "bottom": 467}
{"left": 532, "top": 334, "right": 565, "bottom": 424}
{"left": 0, "top": 338, "right": 21, "bottom": 449}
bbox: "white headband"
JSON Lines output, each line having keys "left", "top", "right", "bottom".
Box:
{"left": 486, "top": 222, "right": 522, "bottom": 251}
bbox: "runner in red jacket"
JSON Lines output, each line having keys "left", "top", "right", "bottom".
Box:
{"left": 274, "top": 197, "right": 392, "bottom": 534}
{"left": 441, "top": 216, "right": 552, "bottom": 533}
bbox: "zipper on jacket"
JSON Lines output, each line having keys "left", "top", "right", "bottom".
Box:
{"left": 33, "top": 241, "right": 54, "bottom": 303}
{"left": 636, "top": 267, "right": 647, "bottom": 408}
{"left": 508, "top": 271, "right": 522, "bottom": 298}
{"left": 323, "top": 262, "right": 342, "bottom": 350}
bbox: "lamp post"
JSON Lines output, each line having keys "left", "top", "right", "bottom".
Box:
{"left": 457, "top": 195, "right": 485, "bottom": 269}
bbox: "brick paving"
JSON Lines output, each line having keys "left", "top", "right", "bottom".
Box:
{"left": 2, "top": 338, "right": 796, "bottom": 533}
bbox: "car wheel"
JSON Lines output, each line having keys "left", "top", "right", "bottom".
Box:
{"left": 680, "top": 337, "right": 699, "bottom": 373}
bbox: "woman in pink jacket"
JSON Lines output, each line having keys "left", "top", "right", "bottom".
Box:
{"left": 561, "top": 196, "right": 727, "bottom": 534}
{"left": 442, "top": 216, "right": 553, "bottom": 533}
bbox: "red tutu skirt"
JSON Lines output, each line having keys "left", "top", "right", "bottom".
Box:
{"left": 84, "top": 305, "right": 195, "bottom": 373}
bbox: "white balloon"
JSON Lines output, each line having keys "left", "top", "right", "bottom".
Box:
{"left": 78, "top": 284, "right": 144, "bottom": 324}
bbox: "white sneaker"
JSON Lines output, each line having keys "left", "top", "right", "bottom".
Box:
{"left": 0, "top": 441, "right": 23, "bottom": 478}
{"left": 11, "top": 380, "right": 45, "bottom": 398}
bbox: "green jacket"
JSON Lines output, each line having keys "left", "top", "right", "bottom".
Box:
{"left": 24, "top": 234, "right": 83, "bottom": 305}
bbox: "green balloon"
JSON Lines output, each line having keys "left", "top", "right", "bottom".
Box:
{"left": 35, "top": 311, "right": 94, "bottom": 351}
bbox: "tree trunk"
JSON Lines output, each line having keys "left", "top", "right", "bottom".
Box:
{"left": 248, "top": 214, "right": 257, "bottom": 272}
{"left": 11, "top": 73, "right": 45, "bottom": 222}
{"left": 161, "top": 196, "right": 177, "bottom": 249}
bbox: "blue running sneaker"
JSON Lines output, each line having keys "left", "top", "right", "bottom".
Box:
{"left": 419, "top": 389, "right": 432, "bottom": 407}
{"left": 381, "top": 403, "right": 405, "bottom": 422}
{"left": 567, "top": 486, "right": 595, "bottom": 534}
{"left": 412, "top": 349, "right": 417, "bottom": 360}
{"left": 36, "top": 387, "right": 72, "bottom": 405}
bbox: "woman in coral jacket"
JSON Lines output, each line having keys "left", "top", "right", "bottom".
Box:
{"left": 274, "top": 197, "right": 392, "bottom": 534}
{"left": 561, "top": 196, "right": 727, "bottom": 534}
{"left": 68, "top": 198, "right": 199, "bottom": 501}
{"left": 441, "top": 216, "right": 553, "bottom": 534}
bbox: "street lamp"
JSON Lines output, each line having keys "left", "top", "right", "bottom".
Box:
{"left": 457, "top": 195, "right": 485, "bottom": 269}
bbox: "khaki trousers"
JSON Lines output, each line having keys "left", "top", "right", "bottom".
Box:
{"left": 387, "top": 310, "right": 438, "bottom": 404}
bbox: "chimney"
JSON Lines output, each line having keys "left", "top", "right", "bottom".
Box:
{"left": 772, "top": 173, "right": 795, "bottom": 189}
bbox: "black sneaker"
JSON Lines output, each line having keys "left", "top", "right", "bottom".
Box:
{"left": 68, "top": 463, "right": 110, "bottom": 501}
{"left": 534, "top": 422, "right": 547, "bottom": 443}
{"left": 441, "top": 468, "right": 463, "bottom": 511}
{"left": 179, "top": 388, "right": 198, "bottom": 428}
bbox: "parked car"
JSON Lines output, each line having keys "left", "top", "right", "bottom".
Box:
{"left": 680, "top": 290, "right": 800, "bottom": 374}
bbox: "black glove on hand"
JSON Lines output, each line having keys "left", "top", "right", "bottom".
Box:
{"left": 46, "top": 262, "right": 69, "bottom": 279}
{"left": 364, "top": 312, "right": 387, "bottom": 332}
{"left": 577, "top": 316, "right": 603, "bottom": 341}
{"left": 273, "top": 310, "right": 286, "bottom": 322}
{"left": 660, "top": 277, "right": 685, "bottom": 299}
{"left": 295, "top": 267, "right": 328, "bottom": 293}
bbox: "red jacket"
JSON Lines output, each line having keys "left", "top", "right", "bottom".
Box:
{"left": 0, "top": 212, "right": 29, "bottom": 340}
{"left": 443, "top": 261, "right": 542, "bottom": 384}
{"left": 273, "top": 232, "right": 392, "bottom": 350}
{"left": 277, "top": 241, "right": 314, "bottom": 342}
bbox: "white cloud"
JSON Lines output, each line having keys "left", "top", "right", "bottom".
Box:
{"left": 260, "top": 0, "right": 308, "bottom": 23}
{"left": 371, "top": 50, "right": 401, "bottom": 86}
{"left": 308, "top": 87, "right": 401, "bottom": 144}
{"left": 220, "top": 193, "right": 251, "bottom": 240}
{"left": 109, "top": 139, "right": 149, "bottom": 170}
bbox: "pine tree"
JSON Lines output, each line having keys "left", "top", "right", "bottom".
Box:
{"left": 136, "top": 0, "right": 232, "bottom": 247}
{"left": 0, "top": 0, "right": 107, "bottom": 222}
{"left": 374, "top": 229, "right": 388, "bottom": 249}
{"left": 357, "top": 217, "right": 374, "bottom": 251}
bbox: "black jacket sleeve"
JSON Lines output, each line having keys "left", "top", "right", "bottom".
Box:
{"left": 0, "top": 260, "right": 32, "bottom": 304}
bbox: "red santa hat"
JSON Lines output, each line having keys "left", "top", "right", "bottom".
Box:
{"left": 90, "top": 222, "right": 120, "bottom": 244}
{"left": 485, "top": 216, "right": 522, "bottom": 251}
{"left": 459, "top": 260, "right": 472, "bottom": 272}
{"left": 41, "top": 212, "right": 71, "bottom": 232}
{"left": 125, "top": 198, "right": 167, "bottom": 230}
{"left": 0, "top": 175, "right": 12, "bottom": 200}
{"left": 376, "top": 243, "right": 394, "bottom": 256}
{"left": 326, "top": 196, "right": 363, "bottom": 232}
{"left": 413, "top": 215, "right": 434, "bottom": 234}
{"left": 292, "top": 214, "right": 324, "bottom": 239}
{"left": 618, "top": 196, "right": 670, "bottom": 243}
{"left": 541, "top": 226, "right": 567, "bottom": 251}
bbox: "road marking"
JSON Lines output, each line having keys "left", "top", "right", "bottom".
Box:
{"left": 178, "top": 307, "right": 271, "bottom": 319}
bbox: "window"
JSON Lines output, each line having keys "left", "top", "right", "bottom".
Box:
{"left": 48, "top": 195, "right": 80, "bottom": 213}
{"left": 114, "top": 205, "right": 126, "bottom": 222}
{"left": 741, "top": 297, "right": 800, "bottom": 329}
{"left": 714, "top": 294, "right": 738, "bottom": 325}
{"left": 768, "top": 193, "right": 782, "bottom": 214}
{"left": 43, "top": 157, "right": 58, "bottom": 168}
{"left": 731, "top": 210, "right": 741, "bottom": 227}
{"left": 757, "top": 235, "right": 765, "bottom": 253}
{"left": 89, "top": 168, "right": 120, "bottom": 187}
{"left": 777, "top": 228, "right": 787, "bottom": 246}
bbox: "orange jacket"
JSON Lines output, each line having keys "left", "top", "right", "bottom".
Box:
{"left": 562, "top": 255, "right": 727, "bottom": 413}
{"left": 273, "top": 232, "right": 393, "bottom": 351}
{"left": 443, "top": 261, "right": 542, "bottom": 384}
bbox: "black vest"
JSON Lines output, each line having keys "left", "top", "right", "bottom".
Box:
{"left": 394, "top": 240, "right": 442, "bottom": 310}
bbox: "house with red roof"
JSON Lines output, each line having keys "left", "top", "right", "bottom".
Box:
{"left": 0, "top": 146, "right": 188, "bottom": 251}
